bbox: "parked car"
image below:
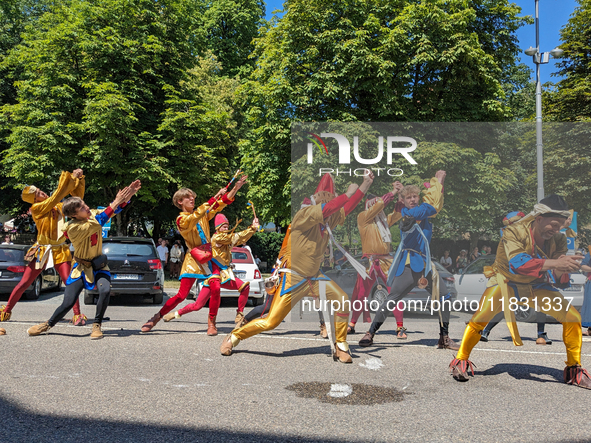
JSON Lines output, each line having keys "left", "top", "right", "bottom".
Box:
{"left": 190, "top": 246, "right": 265, "bottom": 305}
{"left": 0, "top": 244, "right": 61, "bottom": 299}
{"left": 324, "top": 256, "right": 457, "bottom": 314}
{"left": 82, "top": 237, "right": 164, "bottom": 305}
{"left": 454, "top": 254, "right": 587, "bottom": 321}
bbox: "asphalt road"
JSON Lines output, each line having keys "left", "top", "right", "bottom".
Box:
{"left": 1, "top": 288, "right": 591, "bottom": 443}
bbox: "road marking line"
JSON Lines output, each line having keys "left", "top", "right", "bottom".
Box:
{"left": 6, "top": 321, "right": 122, "bottom": 331}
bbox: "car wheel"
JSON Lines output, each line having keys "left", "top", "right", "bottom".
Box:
{"left": 84, "top": 290, "right": 96, "bottom": 305}
{"left": 24, "top": 276, "right": 41, "bottom": 300}
{"left": 369, "top": 285, "right": 389, "bottom": 313}
{"left": 514, "top": 306, "right": 538, "bottom": 323}
{"left": 251, "top": 296, "right": 263, "bottom": 307}
{"left": 153, "top": 291, "right": 164, "bottom": 305}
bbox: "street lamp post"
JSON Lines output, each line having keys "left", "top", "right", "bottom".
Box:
{"left": 524, "top": 0, "right": 563, "bottom": 202}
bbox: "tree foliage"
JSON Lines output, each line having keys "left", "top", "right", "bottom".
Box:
{"left": 240, "top": 0, "right": 530, "bottom": 225}
{"left": 0, "top": 0, "right": 250, "bottom": 235}
{"left": 546, "top": 0, "right": 591, "bottom": 122}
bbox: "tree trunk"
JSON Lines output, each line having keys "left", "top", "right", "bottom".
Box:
{"left": 469, "top": 232, "right": 479, "bottom": 256}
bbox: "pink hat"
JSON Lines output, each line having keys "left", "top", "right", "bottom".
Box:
{"left": 214, "top": 214, "right": 229, "bottom": 230}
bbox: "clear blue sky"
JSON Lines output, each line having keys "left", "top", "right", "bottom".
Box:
{"left": 263, "top": 0, "right": 580, "bottom": 84}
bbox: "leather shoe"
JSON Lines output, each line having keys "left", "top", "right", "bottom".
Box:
{"left": 358, "top": 332, "right": 374, "bottom": 347}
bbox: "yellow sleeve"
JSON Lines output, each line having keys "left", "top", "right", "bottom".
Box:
{"left": 363, "top": 199, "right": 385, "bottom": 223}
{"left": 422, "top": 178, "right": 444, "bottom": 216}
{"left": 178, "top": 202, "right": 210, "bottom": 231}
{"left": 70, "top": 175, "right": 85, "bottom": 199}
{"left": 212, "top": 231, "right": 234, "bottom": 246}
{"left": 31, "top": 171, "right": 78, "bottom": 218}
{"left": 501, "top": 226, "right": 530, "bottom": 261}
{"left": 232, "top": 226, "right": 257, "bottom": 247}
{"left": 387, "top": 211, "right": 403, "bottom": 227}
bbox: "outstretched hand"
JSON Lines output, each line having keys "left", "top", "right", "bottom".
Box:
{"left": 113, "top": 180, "right": 141, "bottom": 207}
{"left": 435, "top": 170, "right": 446, "bottom": 185}
{"left": 214, "top": 187, "right": 227, "bottom": 200}
{"left": 252, "top": 217, "right": 260, "bottom": 230}
{"left": 228, "top": 175, "right": 248, "bottom": 200}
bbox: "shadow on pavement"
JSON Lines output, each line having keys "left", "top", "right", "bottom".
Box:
{"left": 0, "top": 395, "right": 360, "bottom": 443}
{"left": 478, "top": 363, "right": 563, "bottom": 383}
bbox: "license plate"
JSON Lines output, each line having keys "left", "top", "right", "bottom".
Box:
{"left": 234, "top": 271, "right": 246, "bottom": 279}
{"left": 114, "top": 274, "right": 140, "bottom": 280}
{"left": 564, "top": 285, "right": 583, "bottom": 292}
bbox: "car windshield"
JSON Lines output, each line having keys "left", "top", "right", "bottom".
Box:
{"left": 103, "top": 243, "right": 155, "bottom": 256}
{"left": 0, "top": 248, "right": 24, "bottom": 262}
{"left": 232, "top": 249, "right": 254, "bottom": 264}
{"left": 232, "top": 251, "right": 249, "bottom": 261}
{"left": 464, "top": 256, "right": 496, "bottom": 274}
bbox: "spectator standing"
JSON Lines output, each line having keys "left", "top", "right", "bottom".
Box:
{"left": 2, "top": 235, "right": 12, "bottom": 245}
{"left": 440, "top": 250, "right": 453, "bottom": 272}
{"left": 169, "top": 240, "right": 184, "bottom": 279}
{"left": 456, "top": 249, "right": 468, "bottom": 272}
{"left": 470, "top": 246, "right": 481, "bottom": 262}
{"left": 156, "top": 239, "right": 169, "bottom": 274}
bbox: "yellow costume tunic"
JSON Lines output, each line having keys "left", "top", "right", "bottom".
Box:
{"left": 232, "top": 201, "right": 352, "bottom": 346}
{"left": 176, "top": 195, "right": 233, "bottom": 280}
{"left": 209, "top": 225, "right": 257, "bottom": 284}
{"left": 457, "top": 218, "right": 582, "bottom": 366}
{"left": 29, "top": 171, "right": 85, "bottom": 267}
{"left": 357, "top": 196, "right": 402, "bottom": 275}
{"left": 64, "top": 209, "right": 111, "bottom": 289}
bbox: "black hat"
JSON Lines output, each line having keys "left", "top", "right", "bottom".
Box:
{"left": 539, "top": 194, "right": 569, "bottom": 218}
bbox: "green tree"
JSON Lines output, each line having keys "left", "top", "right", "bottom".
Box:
{"left": 240, "top": 0, "right": 529, "bottom": 225}
{"left": 0, "top": 0, "right": 246, "bottom": 235}
{"left": 546, "top": 0, "right": 591, "bottom": 122}
{"left": 0, "top": 0, "right": 50, "bottom": 215}
{"left": 203, "top": 0, "right": 265, "bottom": 78}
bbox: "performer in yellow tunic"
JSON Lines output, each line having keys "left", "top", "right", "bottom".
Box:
{"left": 0, "top": 170, "right": 87, "bottom": 324}
{"left": 163, "top": 213, "right": 259, "bottom": 326}
{"left": 220, "top": 171, "right": 373, "bottom": 363}
{"left": 450, "top": 195, "right": 591, "bottom": 389}
{"left": 140, "top": 176, "right": 246, "bottom": 333}
{"left": 348, "top": 182, "right": 405, "bottom": 336}
{"left": 27, "top": 180, "right": 141, "bottom": 339}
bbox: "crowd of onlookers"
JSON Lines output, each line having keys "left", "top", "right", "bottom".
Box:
{"left": 439, "top": 245, "right": 493, "bottom": 273}
{"left": 155, "top": 238, "right": 186, "bottom": 279}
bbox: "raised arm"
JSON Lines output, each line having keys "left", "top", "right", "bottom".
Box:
{"left": 31, "top": 171, "right": 78, "bottom": 218}
{"left": 70, "top": 169, "right": 85, "bottom": 199}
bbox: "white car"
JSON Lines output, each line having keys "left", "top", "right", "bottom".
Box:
{"left": 189, "top": 245, "right": 265, "bottom": 305}
{"left": 455, "top": 255, "right": 587, "bottom": 320}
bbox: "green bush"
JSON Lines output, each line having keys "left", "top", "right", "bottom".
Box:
{"left": 247, "top": 231, "right": 285, "bottom": 271}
